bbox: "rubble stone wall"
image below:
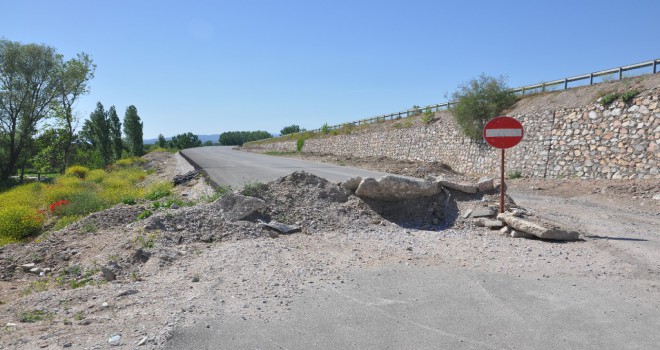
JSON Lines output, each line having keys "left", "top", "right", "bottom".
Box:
{"left": 248, "top": 89, "right": 659, "bottom": 179}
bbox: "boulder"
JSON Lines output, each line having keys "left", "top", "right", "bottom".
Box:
{"left": 212, "top": 192, "right": 266, "bottom": 221}
{"left": 438, "top": 180, "right": 478, "bottom": 194}
{"left": 341, "top": 176, "right": 362, "bottom": 192}
{"left": 471, "top": 207, "right": 497, "bottom": 218}
{"left": 355, "top": 176, "right": 440, "bottom": 201}
{"left": 497, "top": 213, "right": 579, "bottom": 241}
{"left": 477, "top": 177, "right": 495, "bottom": 192}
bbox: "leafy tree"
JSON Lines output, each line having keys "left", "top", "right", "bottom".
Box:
{"left": 280, "top": 124, "right": 300, "bottom": 135}
{"left": 108, "top": 106, "right": 122, "bottom": 160}
{"left": 218, "top": 131, "right": 272, "bottom": 146}
{"left": 54, "top": 52, "right": 95, "bottom": 173}
{"left": 169, "top": 132, "right": 202, "bottom": 150}
{"left": 203, "top": 140, "right": 213, "bottom": 146}
{"left": 83, "top": 102, "right": 113, "bottom": 166}
{"left": 123, "top": 105, "right": 143, "bottom": 156}
{"left": 157, "top": 134, "right": 167, "bottom": 148}
{"left": 0, "top": 40, "right": 60, "bottom": 180}
{"left": 449, "top": 74, "right": 518, "bottom": 139}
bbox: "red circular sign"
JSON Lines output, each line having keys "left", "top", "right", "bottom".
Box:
{"left": 483, "top": 116, "right": 524, "bottom": 149}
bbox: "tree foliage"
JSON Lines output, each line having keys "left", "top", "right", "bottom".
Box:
{"left": 280, "top": 124, "right": 300, "bottom": 135}
{"left": 83, "top": 102, "right": 113, "bottom": 166}
{"left": 108, "top": 106, "right": 122, "bottom": 160}
{"left": 157, "top": 134, "right": 167, "bottom": 148}
{"left": 219, "top": 131, "right": 271, "bottom": 146}
{"left": 123, "top": 105, "right": 143, "bottom": 156}
{"left": 0, "top": 40, "right": 60, "bottom": 180}
{"left": 169, "top": 132, "right": 202, "bottom": 150}
{"left": 449, "top": 74, "right": 518, "bottom": 139}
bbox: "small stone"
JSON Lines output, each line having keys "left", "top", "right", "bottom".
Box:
{"left": 21, "top": 263, "right": 35, "bottom": 272}
{"left": 499, "top": 226, "right": 510, "bottom": 236}
{"left": 102, "top": 302, "right": 109, "bottom": 308}
{"left": 191, "top": 276, "right": 200, "bottom": 283}
{"left": 63, "top": 343, "right": 72, "bottom": 348}
{"left": 472, "top": 207, "right": 496, "bottom": 218}
{"left": 462, "top": 209, "right": 473, "bottom": 219}
{"left": 136, "top": 336, "right": 148, "bottom": 346}
{"left": 108, "top": 334, "right": 121, "bottom": 346}
{"left": 511, "top": 230, "right": 535, "bottom": 239}
{"left": 101, "top": 267, "right": 116, "bottom": 282}
{"left": 170, "top": 203, "right": 180, "bottom": 209}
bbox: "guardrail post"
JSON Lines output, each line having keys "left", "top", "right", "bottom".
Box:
{"left": 618, "top": 67, "right": 623, "bottom": 80}
{"left": 589, "top": 73, "right": 594, "bottom": 85}
{"left": 563, "top": 79, "right": 568, "bottom": 90}
{"left": 654, "top": 60, "right": 658, "bottom": 74}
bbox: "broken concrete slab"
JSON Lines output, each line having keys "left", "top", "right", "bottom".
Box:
{"left": 212, "top": 192, "right": 266, "bottom": 221}
{"left": 477, "top": 177, "right": 494, "bottom": 192}
{"left": 355, "top": 176, "right": 440, "bottom": 201}
{"left": 497, "top": 212, "right": 579, "bottom": 241}
{"left": 471, "top": 207, "right": 497, "bottom": 218}
{"left": 462, "top": 209, "right": 473, "bottom": 219}
{"left": 499, "top": 226, "right": 510, "bottom": 236}
{"left": 258, "top": 220, "right": 301, "bottom": 234}
{"left": 341, "top": 176, "right": 362, "bottom": 192}
{"left": 437, "top": 179, "right": 478, "bottom": 194}
{"left": 510, "top": 230, "right": 535, "bottom": 239}
{"left": 484, "top": 220, "right": 504, "bottom": 229}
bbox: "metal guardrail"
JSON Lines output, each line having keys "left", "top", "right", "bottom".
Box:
{"left": 286, "top": 58, "right": 660, "bottom": 135}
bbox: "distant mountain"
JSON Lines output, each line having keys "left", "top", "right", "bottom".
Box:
{"left": 144, "top": 134, "right": 220, "bottom": 145}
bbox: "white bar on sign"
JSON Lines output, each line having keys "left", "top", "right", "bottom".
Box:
{"left": 485, "top": 129, "right": 522, "bottom": 137}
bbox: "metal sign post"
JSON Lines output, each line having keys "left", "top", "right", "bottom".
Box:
{"left": 483, "top": 116, "right": 524, "bottom": 214}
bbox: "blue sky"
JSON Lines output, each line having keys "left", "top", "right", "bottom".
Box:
{"left": 1, "top": 0, "right": 659, "bottom": 139}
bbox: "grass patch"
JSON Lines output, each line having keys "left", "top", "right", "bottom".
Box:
{"left": 599, "top": 92, "right": 620, "bottom": 106}
{"left": 19, "top": 309, "right": 52, "bottom": 323}
{"left": 241, "top": 181, "right": 268, "bottom": 197}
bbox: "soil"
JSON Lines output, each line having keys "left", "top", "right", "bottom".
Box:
{"left": 0, "top": 151, "right": 658, "bottom": 349}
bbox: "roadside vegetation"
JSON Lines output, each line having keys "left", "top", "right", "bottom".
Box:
{"left": 0, "top": 157, "right": 172, "bottom": 246}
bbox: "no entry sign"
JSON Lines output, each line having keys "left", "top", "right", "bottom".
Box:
{"left": 483, "top": 116, "right": 524, "bottom": 149}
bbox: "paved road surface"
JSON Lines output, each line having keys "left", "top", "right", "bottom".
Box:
{"left": 165, "top": 264, "right": 659, "bottom": 350}
{"left": 180, "top": 146, "right": 395, "bottom": 187}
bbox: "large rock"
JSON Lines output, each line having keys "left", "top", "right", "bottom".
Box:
{"left": 341, "top": 176, "right": 362, "bottom": 192}
{"left": 355, "top": 176, "right": 440, "bottom": 201}
{"left": 435, "top": 176, "right": 478, "bottom": 194}
{"left": 477, "top": 177, "right": 495, "bottom": 192}
{"left": 212, "top": 192, "right": 266, "bottom": 221}
{"left": 497, "top": 213, "right": 579, "bottom": 241}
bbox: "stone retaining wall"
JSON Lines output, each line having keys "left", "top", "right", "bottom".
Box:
{"left": 248, "top": 88, "right": 659, "bottom": 180}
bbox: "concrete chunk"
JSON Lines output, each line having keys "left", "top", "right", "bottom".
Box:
{"left": 497, "top": 213, "right": 579, "bottom": 241}
{"left": 213, "top": 192, "right": 266, "bottom": 221}
{"left": 355, "top": 176, "right": 440, "bottom": 201}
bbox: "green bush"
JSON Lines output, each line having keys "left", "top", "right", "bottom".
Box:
{"left": 599, "top": 92, "right": 620, "bottom": 106}
{"left": 144, "top": 182, "right": 172, "bottom": 200}
{"left": 59, "top": 191, "right": 108, "bottom": 216}
{"left": 422, "top": 108, "right": 435, "bottom": 124}
{"left": 620, "top": 90, "right": 639, "bottom": 104}
{"left": 0, "top": 206, "right": 44, "bottom": 240}
{"left": 296, "top": 138, "right": 305, "bottom": 152}
{"left": 65, "top": 165, "right": 90, "bottom": 179}
{"left": 137, "top": 210, "right": 152, "bottom": 220}
{"left": 321, "top": 123, "right": 330, "bottom": 135}
{"left": 450, "top": 74, "right": 518, "bottom": 139}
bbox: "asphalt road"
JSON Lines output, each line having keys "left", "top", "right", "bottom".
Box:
{"left": 165, "top": 264, "right": 660, "bottom": 350}
{"left": 180, "top": 146, "right": 395, "bottom": 187}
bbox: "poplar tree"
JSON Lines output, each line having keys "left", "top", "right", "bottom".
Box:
{"left": 108, "top": 106, "right": 122, "bottom": 160}
{"left": 123, "top": 105, "right": 143, "bottom": 156}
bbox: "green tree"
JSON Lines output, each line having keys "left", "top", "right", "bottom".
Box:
{"left": 157, "top": 134, "right": 167, "bottom": 148}
{"left": 219, "top": 131, "right": 271, "bottom": 145}
{"left": 449, "top": 74, "right": 518, "bottom": 139}
{"left": 54, "top": 52, "right": 95, "bottom": 173}
{"left": 83, "top": 102, "right": 113, "bottom": 166}
{"left": 280, "top": 124, "right": 300, "bottom": 135}
{"left": 169, "top": 132, "right": 202, "bottom": 150}
{"left": 123, "top": 105, "right": 143, "bottom": 156}
{"left": 0, "top": 40, "right": 60, "bottom": 180}
{"left": 108, "top": 106, "right": 122, "bottom": 160}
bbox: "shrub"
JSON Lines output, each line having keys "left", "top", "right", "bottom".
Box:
{"left": 450, "top": 74, "right": 518, "bottom": 139}
{"left": 321, "top": 123, "right": 330, "bottom": 135}
{"left": 296, "top": 138, "right": 305, "bottom": 152}
{"left": 137, "top": 210, "right": 152, "bottom": 220}
{"left": 65, "top": 165, "right": 90, "bottom": 179}
{"left": 144, "top": 182, "right": 172, "bottom": 200}
{"left": 340, "top": 123, "right": 354, "bottom": 134}
{"left": 599, "top": 92, "right": 620, "bottom": 106}
{"left": 0, "top": 206, "right": 44, "bottom": 240}
{"left": 59, "top": 191, "right": 108, "bottom": 216}
{"left": 508, "top": 170, "right": 523, "bottom": 179}
{"left": 620, "top": 90, "right": 639, "bottom": 104}
{"left": 422, "top": 108, "right": 435, "bottom": 124}
{"left": 53, "top": 215, "right": 83, "bottom": 231}
{"left": 241, "top": 181, "right": 267, "bottom": 197}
